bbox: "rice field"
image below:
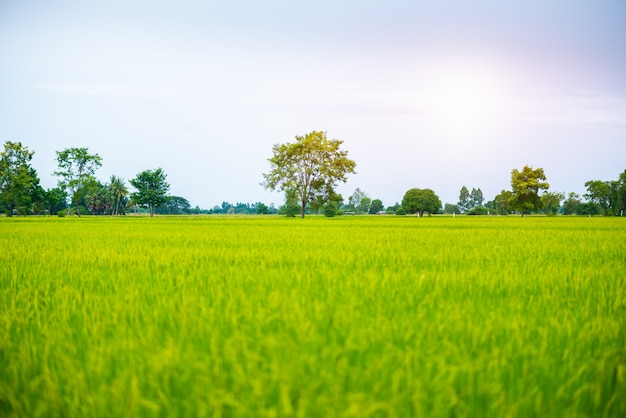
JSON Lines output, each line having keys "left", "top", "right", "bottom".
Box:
{"left": 1, "top": 215, "right": 625, "bottom": 417}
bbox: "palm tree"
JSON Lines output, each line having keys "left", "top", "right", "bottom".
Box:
{"left": 109, "top": 175, "right": 128, "bottom": 216}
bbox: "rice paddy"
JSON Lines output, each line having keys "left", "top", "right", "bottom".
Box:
{"left": 1, "top": 215, "right": 625, "bottom": 417}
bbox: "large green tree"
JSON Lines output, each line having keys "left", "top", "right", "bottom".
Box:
{"left": 508, "top": 165, "right": 549, "bottom": 215}
{"left": 262, "top": 131, "right": 356, "bottom": 218}
{"left": 0, "top": 141, "right": 42, "bottom": 216}
{"left": 129, "top": 168, "right": 170, "bottom": 217}
{"left": 54, "top": 147, "right": 102, "bottom": 217}
{"left": 402, "top": 188, "right": 442, "bottom": 217}
{"left": 369, "top": 199, "right": 384, "bottom": 214}
{"left": 584, "top": 180, "right": 611, "bottom": 216}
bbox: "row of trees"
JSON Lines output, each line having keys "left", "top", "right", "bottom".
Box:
{"left": 3, "top": 134, "right": 625, "bottom": 218}
{"left": 0, "top": 142, "right": 175, "bottom": 217}
{"left": 262, "top": 132, "right": 626, "bottom": 217}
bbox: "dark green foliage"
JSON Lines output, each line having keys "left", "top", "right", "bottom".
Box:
{"left": 369, "top": 199, "right": 384, "bottom": 214}
{"left": 0, "top": 141, "right": 42, "bottom": 216}
{"left": 402, "top": 188, "right": 442, "bottom": 217}
{"left": 444, "top": 203, "right": 460, "bottom": 214}
{"left": 323, "top": 201, "right": 339, "bottom": 217}
{"left": 54, "top": 147, "right": 102, "bottom": 217}
{"left": 129, "top": 168, "right": 170, "bottom": 217}
{"left": 466, "top": 206, "right": 490, "bottom": 215}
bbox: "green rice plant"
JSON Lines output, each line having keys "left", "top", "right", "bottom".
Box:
{"left": 0, "top": 216, "right": 625, "bottom": 417}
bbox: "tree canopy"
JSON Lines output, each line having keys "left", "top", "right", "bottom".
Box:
{"left": 509, "top": 165, "right": 550, "bottom": 215}
{"left": 0, "top": 141, "right": 41, "bottom": 216}
{"left": 54, "top": 147, "right": 102, "bottom": 217}
{"left": 129, "top": 168, "right": 171, "bottom": 217}
{"left": 402, "top": 188, "right": 442, "bottom": 217}
{"left": 262, "top": 131, "right": 356, "bottom": 218}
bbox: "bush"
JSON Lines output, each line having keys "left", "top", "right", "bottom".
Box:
{"left": 57, "top": 211, "right": 66, "bottom": 218}
{"left": 323, "top": 202, "right": 339, "bottom": 217}
{"left": 396, "top": 206, "right": 407, "bottom": 216}
{"left": 467, "top": 207, "right": 491, "bottom": 216}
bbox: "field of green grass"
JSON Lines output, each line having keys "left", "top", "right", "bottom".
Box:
{"left": 1, "top": 215, "right": 625, "bottom": 417}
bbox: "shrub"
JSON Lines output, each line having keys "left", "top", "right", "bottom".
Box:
{"left": 323, "top": 202, "right": 339, "bottom": 217}
{"left": 467, "top": 207, "right": 491, "bottom": 216}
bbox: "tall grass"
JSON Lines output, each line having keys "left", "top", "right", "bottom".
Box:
{"left": 1, "top": 216, "right": 625, "bottom": 417}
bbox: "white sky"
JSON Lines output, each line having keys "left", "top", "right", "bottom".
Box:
{"left": 2, "top": 0, "right": 625, "bottom": 209}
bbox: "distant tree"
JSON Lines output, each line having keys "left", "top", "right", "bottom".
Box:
{"left": 385, "top": 202, "right": 401, "bottom": 214}
{"left": 369, "top": 199, "right": 384, "bottom": 214}
{"left": 110, "top": 175, "right": 128, "bottom": 216}
{"left": 256, "top": 202, "right": 269, "bottom": 214}
{"left": 349, "top": 188, "right": 369, "bottom": 213}
{"left": 584, "top": 180, "right": 610, "bottom": 216}
{"left": 0, "top": 141, "right": 41, "bottom": 216}
{"left": 562, "top": 192, "right": 582, "bottom": 215}
{"left": 540, "top": 191, "right": 565, "bottom": 216}
{"left": 444, "top": 203, "right": 460, "bottom": 214}
{"left": 44, "top": 187, "right": 67, "bottom": 215}
{"left": 263, "top": 130, "right": 356, "bottom": 218}
{"left": 129, "top": 168, "right": 170, "bottom": 217}
{"left": 156, "top": 196, "right": 191, "bottom": 214}
{"left": 470, "top": 188, "right": 484, "bottom": 208}
{"left": 402, "top": 188, "right": 442, "bottom": 217}
{"left": 323, "top": 201, "right": 340, "bottom": 217}
{"left": 617, "top": 170, "right": 626, "bottom": 215}
{"left": 278, "top": 188, "right": 300, "bottom": 217}
{"left": 54, "top": 147, "right": 102, "bottom": 217}
{"left": 457, "top": 186, "right": 471, "bottom": 213}
{"left": 494, "top": 190, "right": 513, "bottom": 215}
{"left": 84, "top": 180, "right": 114, "bottom": 215}
{"left": 509, "top": 165, "right": 549, "bottom": 215}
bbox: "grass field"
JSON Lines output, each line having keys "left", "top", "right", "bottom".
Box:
{"left": 1, "top": 215, "right": 625, "bottom": 417}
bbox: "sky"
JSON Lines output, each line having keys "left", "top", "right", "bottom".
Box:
{"left": 1, "top": 0, "right": 625, "bottom": 209}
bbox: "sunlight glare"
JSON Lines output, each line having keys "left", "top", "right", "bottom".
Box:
{"left": 418, "top": 57, "right": 513, "bottom": 134}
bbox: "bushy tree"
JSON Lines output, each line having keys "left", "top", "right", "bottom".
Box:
{"left": 402, "top": 188, "right": 442, "bottom": 217}
{"left": 44, "top": 187, "right": 67, "bottom": 215}
{"left": 369, "top": 199, "right": 384, "bottom": 214}
{"left": 84, "top": 180, "right": 114, "bottom": 215}
{"left": 156, "top": 196, "right": 191, "bottom": 214}
{"left": 509, "top": 165, "right": 549, "bottom": 215}
{"left": 0, "top": 141, "right": 41, "bottom": 216}
{"left": 584, "top": 180, "right": 610, "bottom": 216}
{"left": 494, "top": 190, "right": 513, "bottom": 215}
{"left": 444, "top": 203, "right": 460, "bottom": 214}
{"left": 263, "top": 131, "right": 356, "bottom": 218}
{"left": 130, "top": 168, "right": 170, "bottom": 217}
{"left": 54, "top": 147, "right": 102, "bottom": 217}
{"left": 541, "top": 191, "right": 564, "bottom": 216}
{"left": 563, "top": 192, "right": 582, "bottom": 215}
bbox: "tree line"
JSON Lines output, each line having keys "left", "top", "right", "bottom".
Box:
{"left": 2, "top": 136, "right": 625, "bottom": 217}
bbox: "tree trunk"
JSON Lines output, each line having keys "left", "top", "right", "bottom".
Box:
{"left": 301, "top": 200, "right": 306, "bottom": 218}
